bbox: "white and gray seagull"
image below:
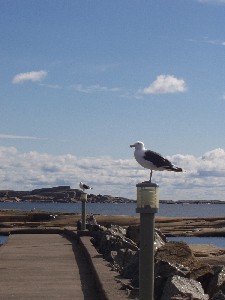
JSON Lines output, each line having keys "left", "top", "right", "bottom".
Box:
{"left": 130, "top": 141, "right": 183, "bottom": 182}
{"left": 79, "top": 182, "right": 93, "bottom": 192}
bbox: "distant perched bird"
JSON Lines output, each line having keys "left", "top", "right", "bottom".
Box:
{"left": 79, "top": 182, "right": 93, "bottom": 192}
{"left": 130, "top": 141, "right": 183, "bottom": 182}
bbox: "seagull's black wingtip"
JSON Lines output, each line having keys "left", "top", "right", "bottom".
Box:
{"left": 174, "top": 167, "right": 183, "bottom": 172}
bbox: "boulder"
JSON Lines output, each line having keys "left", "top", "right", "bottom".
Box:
{"left": 126, "top": 225, "right": 166, "bottom": 250}
{"left": 122, "top": 251, "right": 139, "bottom": 286}
{"left": 154, "top": 261, "right": 190, "bottom": 300}
{"left": 155, "top": 241, "right": 195, "bottom": 268}
{"left": 161, "top": 275, "right": 209, "bottom": 300}
{"left": 126, "top": 225, "right": 140, "bottom": 244}
{"left": 190, "top": 263, "right": 214, "bottom": 292}
{"left": 90, "top": 225, "right": 220, "bottom": 298}
{"left": 155, "top": 260, "right": 190, "bottom": 278}
{"left": 110, "top": 248, "right": 137, "bottom": 273}
{"left": 90, "top": 224, "right": 139, "bottom": 286}
{"left": 155, "top": 241, "right": 216, "bottom": 294}
{"left": 211, "top": 291, "right": 225, "bottom": 300}
{"left": 207, "top": 266, "right": 225, "bottom": 296}
{"left": 93, "top": 225, "right": 138, "bottom": 261}
{"left": 155, "top": 228, "right": 168, "bottom": 249}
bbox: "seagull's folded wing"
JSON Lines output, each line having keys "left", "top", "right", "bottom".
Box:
{"left": 144, "top": 150, "right": 174, "bottom": 168}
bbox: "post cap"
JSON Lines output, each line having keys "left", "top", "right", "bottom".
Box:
{"left": 80, "top": 192, "right": 87, "bottom": 201}
{"left": 136, "top": 181, "right": 159, "bottom": 188}
{"left": 136, "top": 181, "right": 159, "bottom": 210}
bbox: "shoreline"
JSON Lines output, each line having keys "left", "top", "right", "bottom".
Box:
{"left": 1, "top": 210, "right": 225, "bottom": 265}
{"left": 1, "top": 199, "right": 225, "bottom": 205}
{"left": 0, "top": 210, "right": 225, "bottom": 238}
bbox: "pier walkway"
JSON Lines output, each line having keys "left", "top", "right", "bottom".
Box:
{"left": 0, "top": 234, "right": 100, "bottom": 300}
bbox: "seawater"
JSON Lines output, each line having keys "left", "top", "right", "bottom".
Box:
{"left": 0, "top": 236, "right": 8, "bottom": 245}
{"left": 0, "top": 201, "right": 225, "bottom": 217}
{"left": 169, "top": 236, "right": 225, "bottom": 248}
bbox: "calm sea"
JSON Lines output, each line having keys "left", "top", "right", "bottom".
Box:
{"left": 0, "top": 201, "right": 225, "bottom": 217}
{"left": 1, "top": 202, "right": 225, "bottom": 247}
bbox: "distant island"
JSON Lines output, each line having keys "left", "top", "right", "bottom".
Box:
{"left": 0, "top": 186, "right": 135, "bottom": 204}
{"left": 0, "top": 186, "right": 224, "bottom": 204}
{"left": 159, "top": 199, "right": 225, "bottom": 204}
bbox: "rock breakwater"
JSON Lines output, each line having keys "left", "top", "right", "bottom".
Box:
{"left": 88, "top": 222, "right": 225, "bottom": 299}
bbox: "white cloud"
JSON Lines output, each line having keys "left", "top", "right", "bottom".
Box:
{"left": 0, "top": 134, "right": 46, "bottom": 140}
{"left": 143, "top": 75, "right": 187, "bottom": 94}
{"left": 0, "top": 146, "right": 225, "bottom": 200}
{"left": 12, "top": 70, "right": 47, "bottom": 84}
{"left": 203, "top": 38, "right": 225, "bottom": 46}
{"left": 187, "top": 37, "right": 225, "bottom": 47}
{"left": 72, "top": 84, "right": 121, "bottom": 93}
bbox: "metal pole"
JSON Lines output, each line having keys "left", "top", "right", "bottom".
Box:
{"left": 81, "top": 192, "right": 87, "bottom": 230}
{"left": 139, "top": 212, "right": 155, "bottom": 300}
{"left": 136, "top": 181, "right": 159, "bottom": 300}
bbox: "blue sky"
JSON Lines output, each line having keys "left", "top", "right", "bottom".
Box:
{"left": 1, "top": 0, "right": 225, "bottom": 200}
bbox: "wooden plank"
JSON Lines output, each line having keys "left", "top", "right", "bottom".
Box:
{"left": 0, "top": 234, "right": 99, "bottom": 300}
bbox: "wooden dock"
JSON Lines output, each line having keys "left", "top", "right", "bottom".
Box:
{"left": 0, "top": 234, "right": 100, "bottom": 300}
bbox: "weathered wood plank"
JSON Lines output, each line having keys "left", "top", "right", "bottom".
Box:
{"left": 0, "top": 234, "right": 99, "bottom": 300}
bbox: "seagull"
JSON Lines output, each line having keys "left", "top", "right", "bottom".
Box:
{"left": 130, "top": 141, "right": 183, "bottom": 182}
{"left": 79, "top": 182, "right": 93, "bottom": 192}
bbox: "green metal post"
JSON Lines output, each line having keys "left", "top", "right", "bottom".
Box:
{"left": 136, "top": 181, "right": 159, "bottom": 300}
{"left": 81, "top": 192, "right": 87, "bottom": 230}
{"left": 139, "top": 212, "right": 155, "bottom": 300}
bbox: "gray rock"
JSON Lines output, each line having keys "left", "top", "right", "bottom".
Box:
{"left": 155, "top": 260, "right": 190, "bottom": 278}
{"left": 154, "top": 228, "right": 167, "bottom": 251}
{"left": 126, "top": 225, "right": 140, "bottom": 244}
{"left": 123, "top": 252, "right": 139, "bottom": 287}
{"left": 211, "top": 291, "right": 225, "bottom": 300}
{"left": 190, "top": 263, "right": 214, "bottom": 292}
{"left": 108, "top": 224, "right": 127, "bottom": 236}
{"left": 111, "top": 248, "right": 137, "bottom": 273}
{"left": 94, "top": 225, "right": 138, "bottom": 261}
{"left": 161, "top": 275, "right": 209, "bottom": 300}
{"left": 155, "top": 241, "right": 195, "bottom": 268}
{"left": 126, "top": 226, "right": 166, "bottom": 250}
{"left": 154, "top": 261, "right": 190, "bottom": 300}
{"left": 207, "top": 266, "right": 225, "bottom": 297}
